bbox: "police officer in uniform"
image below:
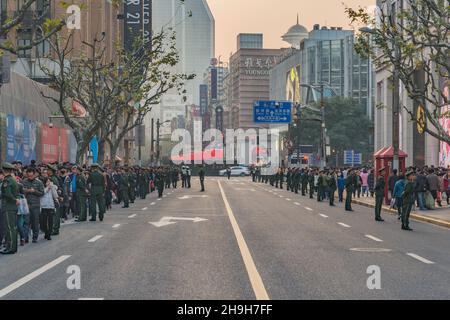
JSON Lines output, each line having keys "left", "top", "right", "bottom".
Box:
{"left": 75, "top": 167, "right": 88, "bottom": 221}
{"left": 118, "top": 167, "right": 130, "bottom": 208}
{"left": 0, "top": 163, "right": 19, "bottom": 254}
{"left": 401, "top": 170, "right": 415, "bottom": 231}
{"left": 47, "top": 165, "right": 62, "bottom": 236}
{"left": 328, "top": 171, "right": 337, "bottom": 206}
{"left": 308, "top": 170, "right": 315, "bottom": 199}
{"left": 88, "top": 164, "right": 106, "bottom": 222}
{"left": 155, "top": 169, "right": 165, "bottom": 198}
{"left": 374, "top": 167, "right": 386, "bottom": 222}
{"left": 128, "top": 167, "right": 137, "bottom": 203}
{"left": 301, "top": 169, "right": 308, "bottom": 196}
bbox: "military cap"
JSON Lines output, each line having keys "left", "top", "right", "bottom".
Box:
{"left": 405, "top": 170, "right": 415, "bottom": 177}
{"left": 2, "top": 162, "right": 16, "bottom": 170}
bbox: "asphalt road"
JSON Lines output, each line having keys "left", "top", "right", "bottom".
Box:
{"left": 0, "top": 177, "right": 449, "bottom": 300}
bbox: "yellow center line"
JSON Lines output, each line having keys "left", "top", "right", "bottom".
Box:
{"left": 217, "top": 180, "right": 269, "bottom": 300}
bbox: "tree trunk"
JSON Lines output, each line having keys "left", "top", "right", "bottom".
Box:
{"left": 108, "top": 140, "right": 120, "bottom": 169}
{"left": 76, "top": 140, "right": 89, "bottom": 165}
{"left": 98, "top": 139, "right": 106, "bottom": 164}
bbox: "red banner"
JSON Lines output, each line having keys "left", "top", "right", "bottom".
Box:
{"left": 40, "top": 124, "right": 59, "bottom": 164}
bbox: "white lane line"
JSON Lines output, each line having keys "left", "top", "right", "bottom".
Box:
{"left": 163, "top": 195, "right": 167, "bottom": 198}
{"left": 406, "top": 253, "right": 435, "bottom": 264}
{"left": 128, "top": 214, "right": 137, "bottom": 218}
{"left": 157, "top": 198, "right": 162, "bottom": 201}
{"left": 286, "top": 198, "right": 291, "bottom": 201}
{"left": 305, "top": 207, "right": 313, "bottom": 211}
{"left": 319, "top": 214, "right": 329, "bottom": 218}
{"left": 294, "top": 202, "right": 301, "bottom": 206}
{"left": 217, "top": 181, "right": 269, "bottom": 300}
{"left": 279, "top": 195, "right": 284, "bottom": 198}
{"left": 142, "top": 207, "right": 148, "bottom": 211}
{"left": 150, "top": 202, "right": 156, "bottom": 206}
{"left": 88, "top": 235, "right": 103, "bottom": 243}
{"left": 337, "top": 222, "right": 351, "bottom": 228}
{"left": 365, "top": 235, "right": 383, "bottom": 242}
{"left": 0, "top": 255, "right": 71, "bottom": 298}
{"left": 112, "top": 224, "right": 121, "bottom": 229}
{"left": 78, "top": 298, "right": 105, "bottom": 300}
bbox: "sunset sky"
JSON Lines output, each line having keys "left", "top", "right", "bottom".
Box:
{"left": 205, "top": 0, "right": 376, "bottom": 60}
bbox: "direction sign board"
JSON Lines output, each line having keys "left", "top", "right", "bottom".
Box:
{"left": 353, "top": 153, "right": 362, "bottom": 165}
{"left": 344, "top": 150, "right": 354, "bottom": 165}
{"left": 253, "top": 101, "right": 292, "bottom": 124}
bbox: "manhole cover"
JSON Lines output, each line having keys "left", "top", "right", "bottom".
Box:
{"left": 350, "top": 248, "right": 392, "bottom": 253}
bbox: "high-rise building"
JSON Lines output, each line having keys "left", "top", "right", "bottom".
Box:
{"left": 270, "top": 24, "right": 374, "bottom": 119}
{"left": 144, "top": 0, "right": 215, "bottom": 164}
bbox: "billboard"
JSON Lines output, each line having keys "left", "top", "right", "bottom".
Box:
{"left": 199, "top": 84, "right": 208, "bottom": 116}
{"left": 124, "top": 0, "right": 152, "bottom": 51}
{"left": 5, "top": 115, "right": 37, "bottom": 164}
{"left": 439, "top": 78, "right": 450, "bottom": 167}
{"left": 211, "top": 68, "right": 218, "bottom": 101}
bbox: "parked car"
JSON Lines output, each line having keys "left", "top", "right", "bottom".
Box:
{"left": 219, "top": 166, "right": 250, "bottom": 176}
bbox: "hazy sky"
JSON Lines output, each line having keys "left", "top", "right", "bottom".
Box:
{"left": 206, "top": 0, "right": 375, "bottom": 61}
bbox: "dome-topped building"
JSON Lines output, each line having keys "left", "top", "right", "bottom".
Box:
{"left": 282, "top": 14, "right": 309, "bottom": 49}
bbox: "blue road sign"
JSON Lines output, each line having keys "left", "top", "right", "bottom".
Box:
{"left": 344, "top": 150, "right": 354, "bottom": 165}
{"left": 353, "top": 153, "right": 362, "bottom": 165}
{"left": 253, "top": 100, "right": 292, "bottom": 124}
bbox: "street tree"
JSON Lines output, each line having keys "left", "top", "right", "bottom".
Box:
{"left": 295, "top": 96, "right": 373, "bottom": 162}
{"left": 0, "top": 0, "right": 65, "bottom": 55}
{"left": 346, "top": 0, "right": 450, "bottom": 144}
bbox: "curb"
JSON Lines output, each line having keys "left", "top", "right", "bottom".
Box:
{"left": 351, "top": 199, "right": 450, "bottom": 229}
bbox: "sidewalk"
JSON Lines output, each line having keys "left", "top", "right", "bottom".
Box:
{"left": 348, "top": 193, "right": 450, "bottom": 229}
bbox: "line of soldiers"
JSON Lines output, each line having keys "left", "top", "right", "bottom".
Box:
{"left": 255, "top": 166, "right": 415, "bottom": 231}
{"left": 0, "top": 162, "right": 189, "bottom": 255}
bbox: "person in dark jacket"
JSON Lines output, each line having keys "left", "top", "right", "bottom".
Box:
{"left": 328, "top": 171, "right": 337, "bottom": 206}
{"left": 414, "top": 170, "right": 428, "bottom": 210}
{"left": 388, "top": 169, "right": 399, "bottom": 200}
{"left": 22, "top": 168, "right": 44, "bottom": 243}
{"left": 199, "top": 166, "right": 206, "bottom": 192}
{"left": 337, "top": 173, "right": 345, "bottom": 202}
{"left": 374, "top": 167, "right": 386, "bottom": 222}
{"left": 368, "top": 170, "right": 375, "bottom": 197}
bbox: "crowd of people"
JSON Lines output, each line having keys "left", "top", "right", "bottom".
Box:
{"left": 250, "top": 165, "right": 450, "bottom": 231}
{"left": 0, "top": 161, "right": 199, "bottom": 255}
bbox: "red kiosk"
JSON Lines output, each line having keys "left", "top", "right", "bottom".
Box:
{"left": 374, "top": 147, "right": 408, "bottom": 204}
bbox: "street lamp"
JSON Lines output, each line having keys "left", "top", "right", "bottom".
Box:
{"left": 360, "top": 26, "right": 399, "bottom": 172}
{"left": 155, "top": 119, "right": 171, "bottom": 165}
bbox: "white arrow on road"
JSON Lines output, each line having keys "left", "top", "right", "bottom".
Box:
{"left": 178, "top": 195, "right": 209, "bottom": 200}
{"left": 149, "top": 216, "right": 208, "bottom": 228}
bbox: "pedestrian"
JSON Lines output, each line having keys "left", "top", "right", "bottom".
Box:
{"left": 401, "top": 170, "right": 416, "bottom": 231}
{"left": 388, "top": 169, "right": 399, "bottom": 201}
{"left": 47, "top": 164, "right": 62, "bottom": 236}
{"left": 345, "top": 169, "right": 355, "bottom": 212}
{"left": 414, "top": 169, "right": 428, "bottom": 210}
{"left": 226, "top": 167, "right": 231, "bottom": 180}
{"left": 374, "top": 167, "right": 386, "bottom": 222}
{"left": 40, "top": 177, "right": 59, "bottom": 240}
{"left": 155, "top": 169, "right": 165, "bottom": 198}
{"left": 0, "top": 163, "right": 20, "bottom": 254}
{"left": 337, "top": 173, "right": 345, "bottom": 202}
{"left": 360, "top": 169, "right": 369, "bottom": 197}
{"left": 328, "top": 171, "right": 337, "bottom": 206}
{"left": 59, "top": 167, "right": 71, "bottom": 222}
{"left": 69, "top": 165, "right": 79, "bottom": 218}
{"left": 118, "top": 167, "right": 130, "bottom": 208}
{"left": 88, "top": 164, "right": 106, "bottom": 222}
{"left": 199, "top": 166, "right": 206, "bottom": 192}
{"left": 308, "top": 170, "right": 315, "bottom": 199}
{"left": 393, "top": 175, "right": 406, "bottom": 220}
{"left": 368, "top": 169, "right": 375, "bottom": 197}
{"left": 22, "top": 167, "right": 44, "bottom": 243}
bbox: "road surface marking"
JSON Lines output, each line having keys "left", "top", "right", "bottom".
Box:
{"left": 142, "top": 207, "right": 148, "bottom": 211}
{"left": 286, "top": 198, "right": 291, "bottom": 201}
{"left": 112, "top": 224, "right": 121, "bottom": 229}
{"left": 365, "top": 235, "right": 383, "bottom": 242}
{"left": 163, "top": 195, "right": 167, "bottom": 198}
{"left": 78, "top": 298, "right": 105, "bottom": 300}
{"left": 157, "top": 198, "right": 162, "bottom": 201}
{"left": 0, "top": 255, "right": 71, "bottom": 298}
{"left": 337, "top": 222, "right": 351, "bottom": 228}
{"left": 319, "top": 214, "right": 329, "bottom": 218}
{"left": 150, "top": 202, "right": 156, "bottom": 206}
{"left": 294, "top": 202, "right": 301, "bottom": 206}
{"left": 305, "top": 207, "right": 313, "bottom": 211}
{"left": 406, "top": 253, "right": 435, "bottom": 264}
{"left": 128, "top": 214, "right": 137, "bottom": 218}
{"left": 88, "top": 235, "right": 103, "bottom": 243}
{"left": 350, "top": 248, "right": 392, "bottom": 253}
{"left": 217, "top": 181, "right": 269, "bottom": 300}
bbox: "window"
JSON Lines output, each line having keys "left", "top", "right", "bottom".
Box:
{"left": 18, "top": 39, "right": 31, "bottom": 58}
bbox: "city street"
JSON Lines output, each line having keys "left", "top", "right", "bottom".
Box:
{"left": 0, "top": 177, "right": 449, "bottom": 300}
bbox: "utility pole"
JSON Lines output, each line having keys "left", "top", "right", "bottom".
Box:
{"left": 150, "top": 118, "right": 154, "bottom": 164}
{"left": 156, "top": 119, "right": 161, "bottom": 165}
{"left": 320, "top": 84, "right": 326, "bottom": 168}
{"left": 392, "top": 40, "right": 400, "bottom": 172}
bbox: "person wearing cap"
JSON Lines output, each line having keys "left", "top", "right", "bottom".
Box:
{"left": 118, "top": 167, "right": 130, "bottom": 208}
{"left": 345, "top": 169, "right": 355, "bottom": 211}
{"left": 22, "top": 167, "right": 45, "bottom": 243}
{"left": 0, "top": 163, "right": 20, "bottom": 254}
{"left": 87, "top": 164, "right": 106, "bottom": 222}
{"left": 199, "top": 165, "right": 206, "bottom": 192}
{"left": 401, "top": 170, "right": 416, "bottom": 231}
{"left": 75, "top": 167, "right": 89, "bottom": 222}
{"left": 374, "top": 167, "right": 386, "bottom": 222}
